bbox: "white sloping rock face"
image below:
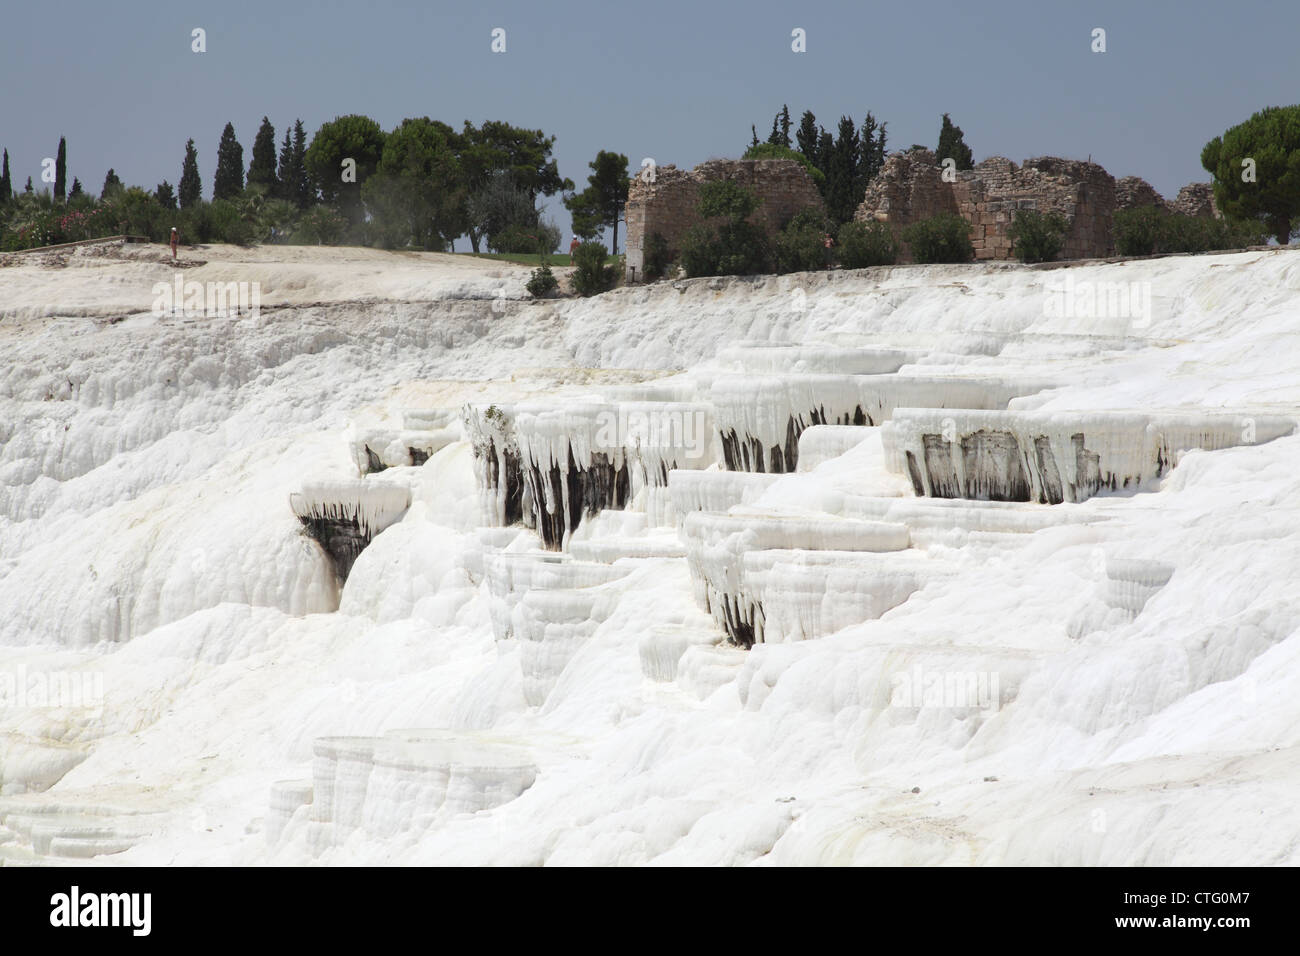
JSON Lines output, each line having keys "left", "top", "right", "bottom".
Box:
{"left": 4, "top": 245, "right": 1300, "bottom": 866}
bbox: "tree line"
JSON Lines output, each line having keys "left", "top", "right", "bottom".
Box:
{"left": 0, "top": 117, "right": 633, "bottom": 255}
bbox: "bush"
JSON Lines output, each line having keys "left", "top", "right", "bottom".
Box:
{"left": 742, "top": 143, "right": 826, "bottom": 188}
{"left": 835, "top": 220, "right": 898, "bottom": 268}
{"left": 902, "top": 213, "right": 974, "bottom": 263}
{"left": 698, "top": 179, "right": 761, "bottom": 221}
{"left": 572, "top": 241, "right": 616, "bottom": 296}
{"left": 643, "top": 232, "right": 671, "bottom": 280}
{"left": 774, "top": 208, "right": 832, "bottom": 273}
{"left": 526, "top": 264, "right": 559, "bottom": 298}
{"left": 679, "top": 223, "right": 721, "bottom": 277}
{"left": 1007, "top": 209, "right": 1068, "bottom": 263}
{"left": 1113, "top": 207, "right": 1266, "bottom": 256}
{"left": 293, "top": 205, "right": 347, "bottom": 245}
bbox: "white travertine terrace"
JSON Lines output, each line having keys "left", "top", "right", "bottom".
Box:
{"left": 882, "top": 409, "right": 1296, "bottom": 503}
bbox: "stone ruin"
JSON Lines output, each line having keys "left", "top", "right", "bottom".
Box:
{"left": 621, "top": 151, "right": 1220, "bottom": 277}
{"left": 623, "top": 158, "right": 824, "bottom": 282}
{"left": 854, "top": 148, "right": 1219, "bottom": 263}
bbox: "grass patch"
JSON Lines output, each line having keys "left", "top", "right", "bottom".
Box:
{"left": 464, "top": 251, "right": 571, "bottom": 267}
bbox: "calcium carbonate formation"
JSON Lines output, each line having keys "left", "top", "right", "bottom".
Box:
{"left": 289, "top": 479, "right": 411, "bottom": 581}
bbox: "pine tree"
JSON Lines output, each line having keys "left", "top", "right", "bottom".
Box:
{"left": 0, "top": 149, "right": 11, "bottom": 205}
{"left": 767, "top": 113, "right": 781, "bottom": 146}
{"left": 779, "top": 105, "right": 792, "bottom": 148}
{"left": 289, "top": 119, "right": 311, "bottom": 208}
{"left": 70, "top": 177, "right": 83, "bottom": 198}
{"left": 936, "top": 113, "right": 973, "bottom": 170}
{"left": 247, "top": 116, "right": 278, "bottom": 192}
{"left": 213, "top": 122, "right": 244, "bottom": 199}
{"left": 179, "top": 138, "right": 201, "bottom": 209}
{"left": 55, "top": 137, "right": 67, "bottom": 201}
{"left": 101, "top": 168, "right": 122, "bottom": 199}
{"left": 156, "top": 181, "right": 176, "bottom": 209}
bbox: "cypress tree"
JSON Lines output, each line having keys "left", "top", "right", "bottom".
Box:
{"left": 156, "top": 180, "right": 176, "bottom": 209}
{"left": 179, "top": 138, "right": 201, "bottom": 208}
{"left": 213, "top": 122, "right": 244, "bottom": 200}
{"left": 779, "top": 105, "right": 792, "bottom": 148}
{"left": 24, "top": 176, "right": 34, "bottom": 194}
{"left": 101, "top": 168, "right": 122, "bottom": 199}
{"left": 247, "top": 116, "right": 278, "bottom": 192}
{"left": 0, "top": 149, "right": 11, "bottom": 204}
{"left": 796, "top": 111, "right": 819, "bottom": 163}
{"left": 767, "top": 113, "right": 781, "bottom": 146}
{"left": 290, "top": 119, "right": 311, "bottom": 208}
{"left": 826, "top": 116, "right": 861, "bottom": 223}
{"left": 55, "top": 137, "right": 67, "bottom": 200}
{"left": 936, "top": 113, "right": 973, "bottom": 170}
{"left": 70, "top": 177, "right": 83, "bottom": 198}
{"left": 276, "top": 128, "right": 293, "bottom": 200}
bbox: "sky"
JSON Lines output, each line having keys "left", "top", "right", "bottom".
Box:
{"left": 2, "top": 0, "right": 1298, "bottom": 250}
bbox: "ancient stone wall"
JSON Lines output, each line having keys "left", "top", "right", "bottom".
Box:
{"left": 856, "top": 149, "right": 1219, "bottom": 262}
{"left": 624, "top": 159, "right": 823, "bottom": 281}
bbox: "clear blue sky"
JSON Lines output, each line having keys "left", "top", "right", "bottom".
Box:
{"left": 3, "top": 0, "right": 1297, "bottom": 249}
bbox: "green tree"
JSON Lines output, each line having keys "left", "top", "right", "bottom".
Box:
{"left": 305, "top": 114, "right": 385, "bottom": 222}
{"left": 859, "top": 112, "right": 888, "bottom": 187}
{"left": 563, "top": 151, "right": 629, "bottom": 253}
{"left": 467, "top": 170, "right": 543, "bottom": 247}
{"left": 155, "top": 180, "right": 176, "bottom": 209}
{"left": 795, "top": 111, "right": 819, "bottom": 163}
{"left": 213, "top": 122, "right": 244, "bottom": 200}
{"left": 458, "top": 120, "right": 572, "bottom": 251}
{"left": 101, "top": 168, "right": 122, "bottom": 199}
{"left": 363, "top": 116, "right": 465, "bottom": 249}
{"left": 69, "top": 177, "right": 82, "bottom": 199}
{"left": 1201, "top": 105, "right": 1300, "bottom": 244}
{"left": 179, "top": 138, "right": 202, "bottom": 209}
{"left": 825, "top": 116, "right": 861, "bottom": 223}
{"left": 247, "top": 116, "right": 278, "bottom": 193}
{"left": 0, "top": 149, "right": 11, "bottom": 205}
{"left": 55, "top": 137, "right": 66, "bottom": 201}
{"left": 279, "top": 120, "right": 313, "bottom": 208}
{"left": 936, "top": 113, "right": 974, "bottom": 171}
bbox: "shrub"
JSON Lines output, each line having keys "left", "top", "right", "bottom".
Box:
{"left": 835, "top": 220, "right": 898, "bottom": 268}
{"left": 293, "top": 205, "right": 347, "bottom": 245}
{"left": 1113, "top": 207, "right": 1266, "bottom": 256}
{"left": 679, "top": 223, "right": 721, "bottom": 277}
{"left": 643, "top": 232, "right": 671, "bottom": 280}
{"left": 742, "top": 143, "right": 826, "bottom": 188}
{"left": 902, "top": 213, "right": 974, "bottom": 263}
{"left": 526, "top": 264, "right": 559, "bottom": 298}
{"left": 1007, "top": 208, "right": 1069, "bottom": 263}
{"left": 698, "top": 179, "right": 761, "bottom": 221}
{"left": 490, "top": 222, "right": 542, "bottom": 254}
{"left": 774, "top": 208, "right": 832, "bottom": 273}
{"left": 571, "top": 241, "right": 615, "bottom": 296}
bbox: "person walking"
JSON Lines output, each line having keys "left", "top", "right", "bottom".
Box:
{"left": 169, "top": 227, "right": 179, "bottom": 262}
